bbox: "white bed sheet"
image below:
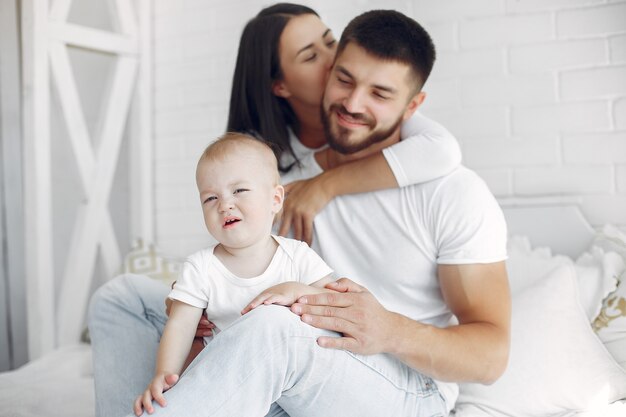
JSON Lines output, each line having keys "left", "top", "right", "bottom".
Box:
{"left": 0, "top": 344, "right": 94, "bottom": 417}
{"left": 0, "top": 342, "right": 623, "bottom": 417}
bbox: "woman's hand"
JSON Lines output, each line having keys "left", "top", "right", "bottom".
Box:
{"left": 133, "top": 373, "right": 180, "bottom": 415}
{"left": 278, "top": 176, "right": 333, "bottom": 245}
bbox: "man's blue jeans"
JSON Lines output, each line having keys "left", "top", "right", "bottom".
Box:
{"left": 88, "top": 274, "right": 447, "bottom": 417}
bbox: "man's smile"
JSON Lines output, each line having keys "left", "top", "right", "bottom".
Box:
{"left": 333, "top": 105, "right": 373, "bottom": 129}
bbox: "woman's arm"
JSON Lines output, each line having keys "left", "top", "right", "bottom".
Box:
{"left": 279, "top": 112, "right": 461, "bottom": 244}
{"left": 386, "top": 111, "right": 462, "bottom": 186}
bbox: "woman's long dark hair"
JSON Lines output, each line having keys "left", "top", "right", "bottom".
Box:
{"left": 226, "top": 3, "right": 319, "bottom": 172}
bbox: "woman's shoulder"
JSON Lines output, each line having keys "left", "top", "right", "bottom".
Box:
{"left": 400, "top": 111, "right": 448, "bottom": 137}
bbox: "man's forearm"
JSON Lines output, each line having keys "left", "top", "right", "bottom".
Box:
{"left": 387, "top": 313, "right": 509, "bottom": 384}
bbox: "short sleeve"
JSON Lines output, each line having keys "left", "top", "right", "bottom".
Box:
{"left": 292, "top": 241, "right": 334, "bottom": 285}
{"left": 168, "top": 255, "right": 210, "bottom": 309}
{"left": 383, "top": 111, "right": 462, "bottom": 187}
{"left": 431, "top": 170, "right": 508, "bottom": 264}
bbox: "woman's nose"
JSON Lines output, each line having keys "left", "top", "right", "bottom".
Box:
{"left": 321, "top": 47, "right": 335, "bottom": 71}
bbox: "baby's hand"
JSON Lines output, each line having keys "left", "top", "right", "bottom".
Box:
{"left": 241, "top": 282, "right": 303, "bottom": 315}
{"left": 133, "top": 373, "right": 179, "bottom": 416}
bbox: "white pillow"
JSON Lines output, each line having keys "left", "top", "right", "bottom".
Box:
{"left": 575, "top": 247, "right": 623, "bottom": 320}
{"left": 454, "top": 264, "right": 626, "bottom": 416}
{"left": 505, "top": 235, "right": 570, "bottom": 293}
{"left": 119, "top": 238, "right": 182, "bottom": 287}
{"left": 506, "top": 235, "right": 620, "bottom": 320}
{"left": 592, "top": 225, "right": 626, "bottom": 372}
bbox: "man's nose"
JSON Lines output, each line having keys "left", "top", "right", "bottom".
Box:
{"left": 343, "top": 88, "right": 366, "bottom": 114}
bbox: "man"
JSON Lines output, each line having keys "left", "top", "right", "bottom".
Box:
{"left": 96, "top": 10, "right": 510, "bottom": 417}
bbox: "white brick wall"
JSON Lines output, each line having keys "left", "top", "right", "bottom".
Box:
{"left": 153, "top": 0, "right": 626, "bottom": 256}
{"left": 556, "top": 2, "right": 626, "bottom": 37}
{"left": 617, "top": 166, "right": 626, "bottom": 191}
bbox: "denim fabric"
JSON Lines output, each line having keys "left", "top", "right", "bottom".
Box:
{"left": 89, "top": 275, "right": 446, "bottom": 417}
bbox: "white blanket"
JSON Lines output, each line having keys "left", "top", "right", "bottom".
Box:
{"left": 0, "top": 344, "right": 94, "bottom": 417}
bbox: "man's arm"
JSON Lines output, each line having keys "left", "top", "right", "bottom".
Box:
{"left": 291, "top": 262, "right": 510, "bottom": 384}
{"left": 392, "top": 262, "right": 510, "bottom": 384}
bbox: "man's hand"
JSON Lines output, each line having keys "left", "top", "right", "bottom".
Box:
{"left": 290, "top": 278, "right": 398, "bottom": 355}
{"left": 278, "top": 177, "right": 333, "bottom": 245}
{"left": 133, "top": 373, "right": 179, "bottom": 416}
{"left": 165, "top": 292, "right": 215, "bottom": 337}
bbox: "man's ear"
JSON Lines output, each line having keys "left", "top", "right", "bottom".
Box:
{"left": 272, "top": 80, "right": 292, "bottom": 98}
{"left": 402, "top": 91, "right": 426, "bottom": 121}
{"left": 272, "top": 185, "right": 285, "bottom": 213}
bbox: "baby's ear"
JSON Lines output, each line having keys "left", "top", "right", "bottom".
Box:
{"left": 272, "top": 185, "right": 285, "bottom": 213}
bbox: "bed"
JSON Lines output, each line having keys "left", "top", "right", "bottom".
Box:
{"left": 1, "top": 203, "right": 625, "bottom": 417}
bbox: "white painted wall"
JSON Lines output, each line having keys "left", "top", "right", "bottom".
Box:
{"left": 153, "top": 0, "right": 626, "bottom": 257}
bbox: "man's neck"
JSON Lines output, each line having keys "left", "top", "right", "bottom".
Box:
{"left": 317, "top": 130, "right": 401, "bottom": 170}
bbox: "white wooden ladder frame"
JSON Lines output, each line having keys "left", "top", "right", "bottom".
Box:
{"left": 21, "top": 0, "right": 153, "bottom": 359}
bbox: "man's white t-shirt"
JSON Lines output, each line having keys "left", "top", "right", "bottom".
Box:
{"left": 169, "top": 235, "right": 333, "bottom": 332}
{"left": 282, "top": 147, "right": 508, "bottom": 411}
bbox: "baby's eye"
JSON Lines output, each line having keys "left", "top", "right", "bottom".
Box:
{"left": 234, "top": 188, "right": 249, "bottom": 194}
{"left": 203, "top": 196, "right": 217, "bottom": 204}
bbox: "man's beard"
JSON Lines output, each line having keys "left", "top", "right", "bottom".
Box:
{"left": 321, "top": 103, "right": 404, "bottom": 155}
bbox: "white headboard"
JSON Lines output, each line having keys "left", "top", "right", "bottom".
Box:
{"left": 501, "top": 204, "right": 595, "bottom": 259}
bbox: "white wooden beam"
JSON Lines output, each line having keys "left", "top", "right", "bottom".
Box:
{"left": 0, "top": 0, "right": 28, "bottom": 369}
{"left": 48, "top": 22, "right": 139, "bottom": 55}
{"left": 130, "top": 0, "right": 154, "bottom": 244}
{"left": 48, "top": 40, "right": 95, "bottom": 192}
{"left": 49, "top": 0, "right": 72, "bottom": 22}
{"left": 100, "top": 214, "right": 122, "bottom": 280}
{"left": 108, "top": 0, "right": 139, "bottom": 36}
{"left": 57, "top": 56, "right": 138, "bottom": 345}
{"left": 21, "top": 0, "right": 56, "bottom": 359}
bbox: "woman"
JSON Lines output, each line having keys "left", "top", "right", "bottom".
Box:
{"left": 227, "top": 3, "right": 461, "bottom": 244}
{"left": 88, "top": 4, "right": 460, "bottom": 417}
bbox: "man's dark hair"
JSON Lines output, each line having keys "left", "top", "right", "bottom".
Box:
{"left": 336, "top": 10, "right": 436, "bottom": 92}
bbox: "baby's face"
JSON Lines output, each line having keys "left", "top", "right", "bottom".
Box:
{"left": 196, "top": 145, "right": 283, "bottom": 250}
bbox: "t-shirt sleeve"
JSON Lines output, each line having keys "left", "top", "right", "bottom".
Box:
{"left": 432, "top": 171, "right": 508, "bottom": 265}
{"left": 293, "top": 241, "right": 334, "bottom": 285}
{"left": 382, "top": 111, "right": 462, "bottom": 187}
{"left": 168, "top": 255, "right": 210, "bottom": 309}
